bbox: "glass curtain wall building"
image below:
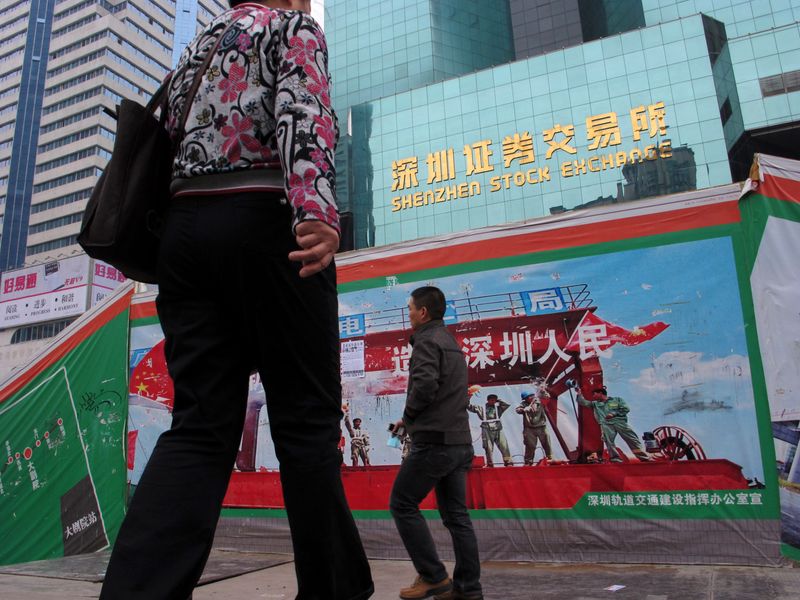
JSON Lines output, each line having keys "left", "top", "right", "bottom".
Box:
{"left": 327, "top": 0, "right": 800, "bottom": 250}
{"left": 0, "top": 0, "right": 226, "bottom": 273}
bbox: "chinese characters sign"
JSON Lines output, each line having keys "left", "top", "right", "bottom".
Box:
{"left": 91, "top": 262, "right": 128, "bottom": 307}
{"left": 0, "top": 256, "right": 90, "bottom": 327}
{"left": 339, "top": 314, "right": 366, "bottom": 339}
{"left": 584, "top": 491, "right": 764, "bottom": 509}
{"left": 389, "top": 102, "right": 672, "bottom": 213}
{"left": 0, "top": 257, "right": 127, "bottom": 327}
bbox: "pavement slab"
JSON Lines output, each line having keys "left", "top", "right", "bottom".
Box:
{"left": 1, "top": 554, "right": 800, "bottom": 599}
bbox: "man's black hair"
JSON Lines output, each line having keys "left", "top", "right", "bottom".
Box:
{"left": 593, "top": 386, "right": 608, "bottom": 395}
{"left": 228, "top": 0, "right": 250, "bottom": 7}
{"left": 410, "top": 286, "right": 446, "bottom": 320}
{"left": 486, "top": 394, "right": 498, "bottom": 400}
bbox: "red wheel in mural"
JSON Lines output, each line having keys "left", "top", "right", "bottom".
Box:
{"left": 652, "top": 426, "right": 706, "bottom": 461}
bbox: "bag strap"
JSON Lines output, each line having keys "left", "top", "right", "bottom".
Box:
{"left": 174, "top": 19, "right": 237, "bottom": 142}
{"left": 146, "top": 77, "right": 171, "bottom": 115}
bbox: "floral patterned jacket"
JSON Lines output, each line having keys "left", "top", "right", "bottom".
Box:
{"left": 166, "top": 3, "right": 339, "bottom": 234}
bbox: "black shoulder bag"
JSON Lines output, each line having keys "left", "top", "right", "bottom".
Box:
{"left": 78, "top": 22, "right": 234, "bottom": 283}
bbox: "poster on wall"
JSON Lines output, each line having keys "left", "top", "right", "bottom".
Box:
{"left": 0, "top": 285, "right": 132, "bottom": 565}
{"left": 128, "top": 239, "right": 768, "bottom": 508}
{"left": 125, "top": 187, "right": 781, "bottom": 564}
{"left": 335, "top": 237, "right": 764, "bottom": 496}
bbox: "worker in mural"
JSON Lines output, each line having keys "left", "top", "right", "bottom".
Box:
{"left": 569, "top": 380, "right": 652, "bottom": 463}
{"left": 468, "top": 393, "right": 513, "bottom": 467}
{"left": 345, "top": 415, "right": 371, "bottom": 466}
{"left": 516, "top": 388, "right": 553, "bottom": 465}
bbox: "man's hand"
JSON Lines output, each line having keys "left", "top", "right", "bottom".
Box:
{"left": 289, "top": 220, "right": 339, "bottom": 278}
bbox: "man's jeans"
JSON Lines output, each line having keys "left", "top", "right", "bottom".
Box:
{"left": 390, "top": 442, "right": 482, "bottom": 596}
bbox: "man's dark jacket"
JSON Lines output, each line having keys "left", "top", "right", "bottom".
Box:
{"left": 403, "top": 319, "right": 472, "bottom": 444}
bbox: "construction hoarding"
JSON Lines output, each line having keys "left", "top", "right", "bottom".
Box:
{"left": 128, "top": 175, "right": 787, "bottom": 565}
{"left": 0, "top": 284, "right": 132, "bottom": 566}
{"left": 738, "top": 154, "right": 800, "bottom": 561}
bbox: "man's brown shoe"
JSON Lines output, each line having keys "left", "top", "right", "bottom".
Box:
{"left": 433, "top": 590, "right": 484, "bottom": 600}
{"left": 399, "top": 575, "right": 452, "bottom": 599}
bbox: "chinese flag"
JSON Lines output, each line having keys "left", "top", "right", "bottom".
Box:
{"left": 565, "top": 311, "right": 669, "bottom": 351}
{"left": 128, "top": 339, "right": 174, "bottom": 409}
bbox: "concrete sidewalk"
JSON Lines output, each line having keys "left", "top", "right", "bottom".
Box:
{"left": 2, "top": 552, "right": 800, "bottom": 600}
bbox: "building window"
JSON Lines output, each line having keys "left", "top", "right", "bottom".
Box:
{"left": 760, "top": 70, "right": 800, "bottom": 98}
{"left": 31, "top": 189, "right": 93, "bottom": 214}
{"left": 10, "top": 318, "right": 76, "bottom": 344}
{"left": 32, "top": 167, "right": 102, "bottom": 194}
{"left": 26, "top": 234, "right": 79, "bottom": 256}
{"left": 35, "top": 146, "right": 112, "bottom": 174}
{"left": 28, "top": 212, "right": 84, "bottom": 235}
{"left": 719, "top": 98, "right": 732, "bottom": 125}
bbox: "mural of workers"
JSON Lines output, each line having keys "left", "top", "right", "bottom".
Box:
{"left": 517, "top": 388, "right": 553, "bottom": 465}
{"left": 344, "top": 415, "right": 371, "bottom": 467}
{"left": 570, "top": 380, "right": 651, "bottom": 463}
{"left": 468, "top": 392, "right": 512, "bottom": 467}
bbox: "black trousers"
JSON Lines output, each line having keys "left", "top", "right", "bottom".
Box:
{"left": 101, "top": 193, "right": 373, "bottom": 600}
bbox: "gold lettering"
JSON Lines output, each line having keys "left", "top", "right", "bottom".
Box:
{"left": 445, "top": 185, "right": 458, "bottom": 200}
{"left": 526, "top": 168, "right": 539, "bottom": 184}
{"left": 629, "top": 148, "right": 643, "bottom": 163}
{"left": 469, "top": 181, "right": 480, "bottom": 195}
{"left": 561, "top": 161, "right": 573, "bottom": 177}
{"left": 435, "top": 187, "right": 446, "bottom": 202}
{"left": 391, "top": 197, "right": 402, "bottom": 212}
{"left": 659, "top": 140, "right": 673, "bottom": 158}
{"left": 413, "top": 192, "right": 423, "bottom": 207}
{"left": 501, "top": 173, "right": 513, "bottom": 189}
{"left": 489, "top": 175, "right": 501, "bottom": 192}
{"left": 644, "top": 145, "right": 658, "bottom": 160}
{"left": 392, "top": 157, "right": 419, "bottom": 191}
{"left": 588, "top": 156, "right": 600, "bottom": 172}
{"left": 539, "top": 167, "right": 550, "bottom": 182}
{"left": 601, "top": 154, "right": 614, "bottom": 170}
{"left": 574, "top": 159, "right": 587, "bottom": 175}
{"left": 423, "top": 190, "right": 434, "bottom": 205}
{"left": 615, "top": 151, "right": 627, "bottom": 167}
{"left": 513, "top": 171, "right": 525, "bottom": 187}
{"left": 458, "top": 183, "right": 469, "bottom": 197}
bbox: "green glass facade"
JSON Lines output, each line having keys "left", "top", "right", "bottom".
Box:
{"left": 643, "top": 0, "right": 800, "bottom": 130}
{"left": 579, "top": 0, "right": 646, "bottom": 42}
{"left": 328, "top": 0, "right": 514, "bottom": 112}
{"left": 328, "top": 0, "right": 800, "bottom": 250}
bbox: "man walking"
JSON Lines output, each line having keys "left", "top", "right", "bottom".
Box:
{"left": 468, "top": 394, "right": 512, "bottom": 467}
{"left": 517, "top": 389, "right": 553, "bottom": 465}
{"left": 390, "top": 286, "right": 483, "bottom": 600}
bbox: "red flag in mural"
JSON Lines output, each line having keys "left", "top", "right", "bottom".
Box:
{"left": 127, "top": 430, "right": 139, "bottom": 470}
{"left": 564, "top": 311, "right": 669, "bottom": 354}
{"left": 128, "top": 339, "right": 174, "bottom": 409}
